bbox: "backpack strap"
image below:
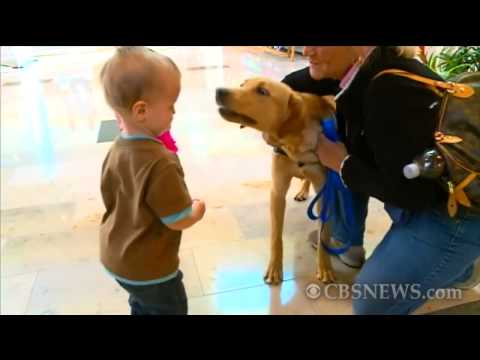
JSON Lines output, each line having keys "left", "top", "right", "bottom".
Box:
{"left": 374, "top": 68, "right": 478, "bottom": 217}
{"left": 447, "top": 173, "right": 478, "bottom": 217}
{"left": 373, "top": 69, "right": 475, "bottom": 98}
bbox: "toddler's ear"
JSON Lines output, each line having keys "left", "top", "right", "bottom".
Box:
{"left": 132, "top": 101, "right": 147, "bottom": 122}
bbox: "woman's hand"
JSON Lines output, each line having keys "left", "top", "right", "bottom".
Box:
{"left": 315, "top": 133, "right": 349, "bottom": 173}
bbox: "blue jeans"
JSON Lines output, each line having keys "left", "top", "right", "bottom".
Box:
{"left": 117, "top": 271, "right": 188, "bottom": 315}
{"left": 331, "top": 191, "right": 370, "bottom": 247}
{"left": 331, "top": 194, "right": 480, "bottom": 315}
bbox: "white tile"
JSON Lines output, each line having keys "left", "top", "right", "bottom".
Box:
{"left": 25, "top": 261, "right": 128, "bottom": 315}
{"left": 191, "top": 223, "right": 361, "bottom": 297}
{"left": 1, "top": 227, "right": 99, "bottom": 277}
{"left": 1, "top": 272, "right": 38, "bottom": 315}
{"left": 188, "top": 278, "right": 317, "bottom": 315}
{"left": 179, "top": 248, "right": 203, "bottom": 298}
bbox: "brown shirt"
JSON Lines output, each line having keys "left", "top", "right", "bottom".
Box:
{"left": 99, "top": 136, "right": 192, "bottom": 281}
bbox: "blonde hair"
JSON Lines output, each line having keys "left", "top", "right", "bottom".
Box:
{"left": 100, "top": 46, "right": 179, "bottom": 114}
{"left": 394, "top": 46, "right": 418, "bottom": 59}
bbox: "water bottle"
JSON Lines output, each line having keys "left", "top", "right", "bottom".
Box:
{"left": 403, "top": 148, "right": 446, "bottom": 179}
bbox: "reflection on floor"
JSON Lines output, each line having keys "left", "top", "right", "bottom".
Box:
{"left": 2, "top": 46, "right": 479, "bottom": 315}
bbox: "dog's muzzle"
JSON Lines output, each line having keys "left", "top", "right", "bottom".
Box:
{"left": 216, "top": 88, "right": 229, "bottom": 105}
{"left": 216, "top": 88, "right": 258, "bottom": 129}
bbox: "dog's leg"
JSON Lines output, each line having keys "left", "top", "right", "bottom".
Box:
{"left": 294, "top": 179, "right": 310, "bottom": 202}
{"left": 316, "top": 221, "right": 335, "bottom": 283}
{"left": 264, "top": 154, "right": 293, "bottom": 285}
{"left": 310, "top": 177, "right": 335, "bottom": 283}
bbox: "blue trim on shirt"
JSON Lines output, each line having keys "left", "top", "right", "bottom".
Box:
{"left": 104, "top": 266, "right": 179, "bottom": 286}
{"left": 161, "top": 206, "right": 192, "bottom": 224}
{"left": 120, "top": 133, "right": 159, "bottom": 142}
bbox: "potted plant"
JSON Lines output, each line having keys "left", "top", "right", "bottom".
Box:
{"left": 426, "top": 46, "right": 480, "bottom": 80}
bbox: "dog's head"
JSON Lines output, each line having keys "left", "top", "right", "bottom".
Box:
{"left": 216, "top": 78, "right": 305, "bottom": 136}
{"left": 216, "top": 78, "right": 334, "bottom": 145}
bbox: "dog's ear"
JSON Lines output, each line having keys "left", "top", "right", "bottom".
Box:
{"left": 276, "top": 93, "right": 304, "bottom": 139}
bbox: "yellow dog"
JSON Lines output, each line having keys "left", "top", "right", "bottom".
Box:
{"left": 216, "top": 77, "right": 337, "bottom": 284}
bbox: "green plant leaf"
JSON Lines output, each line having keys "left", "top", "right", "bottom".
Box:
{"left": 433, "top": 46, "right": 479, "bottom": 77}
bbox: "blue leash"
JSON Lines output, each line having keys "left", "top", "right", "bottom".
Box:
{"left": 307, "top": 118, "right": 357, "bottom": 256}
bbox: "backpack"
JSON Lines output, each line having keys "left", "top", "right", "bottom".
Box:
{"left": 373, "top": 69, "right": 480, "bottom": 217}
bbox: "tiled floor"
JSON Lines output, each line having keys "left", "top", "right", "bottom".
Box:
{"left": 1, "top": 46, "right": 479, "bottom": 315}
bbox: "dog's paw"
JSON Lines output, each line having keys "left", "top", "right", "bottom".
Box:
{"left": 264, "top": 262, "right": 283, "bottom": 285}
{"left": 316, "top": 267, "right": 335, "bottom": 284}
{"left": 294, "top": 180, "right": 310, "bottom": 202}
{"left": 294, "top": 192, "right": 308, "bottom": 202}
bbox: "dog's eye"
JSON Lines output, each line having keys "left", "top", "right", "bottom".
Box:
{"left": 256, "top": 87, "right": 270, "bottom": 96}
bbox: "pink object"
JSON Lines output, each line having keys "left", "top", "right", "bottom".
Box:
{"left": 114, "top": 111, "right": 178, "bottom": 153}
{"left": 339, "top": 47, "right": 376, "bottom": 90}
{"left": 156, "top": 131, "right": 178, "bottom": 153}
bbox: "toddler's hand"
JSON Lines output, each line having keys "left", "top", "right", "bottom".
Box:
{"left": 192, "top": 199, "right": 206, "bottom": 221}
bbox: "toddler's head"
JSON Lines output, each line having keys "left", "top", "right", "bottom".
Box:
{"left": 100, "top": 47, "right": 181, "bottom": 137}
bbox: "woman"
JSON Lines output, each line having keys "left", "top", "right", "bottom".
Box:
{"left": 283, "top": 46, "right": 480, "bottom": 315}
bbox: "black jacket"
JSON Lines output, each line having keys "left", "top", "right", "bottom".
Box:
{"left": 282, "top": 46, "right": 447, "bottom": 211}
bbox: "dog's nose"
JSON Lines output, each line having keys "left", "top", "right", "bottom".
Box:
{"left": 216, "top": 88, "right": 230, "bottom": 105}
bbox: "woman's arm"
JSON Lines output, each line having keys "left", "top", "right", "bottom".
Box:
{"left": 340, "top": 75, "right": 445, "bottom": 209}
